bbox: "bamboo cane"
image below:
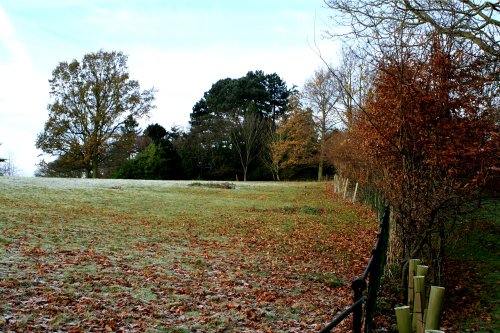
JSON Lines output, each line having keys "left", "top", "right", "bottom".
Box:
{"left": 413, "top": 276, "right": 426, "bottom": 333}
{"left": 416, "top": 265, "right": 428, "bottom": 277}
{"left": 416, "top": 264, "right": 429, "bottom": 324}
{"left": 395, "top": 306, "right": 412, "bottom": 333}
{"left": 425, "top": 286, "right": 445, "bottom": 330}
{"left": 408, "top": 259, "right": 421, "bottom": 311}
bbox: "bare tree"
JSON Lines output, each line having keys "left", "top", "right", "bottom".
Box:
{"left": 302, "top": 68, "right": 340, "bottom": 181}
{"left": 333, "top": 47, "right": 373, "bottom": 131}
{"left": 231, "top": 112, "right": 269, "bottom": 181}
{"left": 325, "top": 0, "right": 500, "bottom": 59}
{"left": 319, "top": 1, "right": 499, "bottom": 121}
{"left": 0, "top": 143, "right": 5, "bottom": 165}
{"left": 0, "top": 152, "right": 18, "bottom": 176}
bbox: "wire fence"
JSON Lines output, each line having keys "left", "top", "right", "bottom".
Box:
{"left": 319, "top": 207, "right": 391, "bottom": 333}
{"left": 332, "top": 175, "right": 386, "bottom": 214}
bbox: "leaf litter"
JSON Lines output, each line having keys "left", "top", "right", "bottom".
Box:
{"left": 0, "top": 178, "right": 379, "bottom": 332}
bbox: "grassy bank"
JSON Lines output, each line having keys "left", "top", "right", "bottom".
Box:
{"left": 0, "top": 177, "right": 377, "bottom": 332}
{"left": 444, "top": 199, "right": 499, "bottom": 332}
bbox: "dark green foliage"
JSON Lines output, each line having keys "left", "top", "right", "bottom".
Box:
{"left": 113, "top": 126, "right": 183, "bottom": 180}
{"left": 279, "top": 164, "right": 332, "bottom": 181}
{"left": 144, "top": 123, "right": 167, "bottom": 146}
{"left": 113, "top": 144, "right": 165, "bottom": 179}
{"left": 100, "top": 115, "right": 141, "bottom": 178}
{"left": 110, "top": 71, "right": 316, "bottom": 181}
{"left": 177, "top": 122, "right": 239, "bottom": 180}
{"left": 188, "top": 70, "right": 292, "bottom": 180}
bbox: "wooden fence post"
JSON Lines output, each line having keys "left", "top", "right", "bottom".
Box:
{"left": 352, "top": 182, "right": 359, "bottom": 203}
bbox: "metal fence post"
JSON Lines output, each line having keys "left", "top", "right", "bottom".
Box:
{"left": 352, "top": 278, "right": 367, "bottom": 333}
{"left": 364, "top": 207, "right": 391, "bottom": 333}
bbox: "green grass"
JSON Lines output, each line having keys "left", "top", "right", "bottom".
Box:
{"left": 446, "top": 199, "right": 500, "bottom": 332}
{"left": 0, "top": 177, "right": 377, "bottom": 332}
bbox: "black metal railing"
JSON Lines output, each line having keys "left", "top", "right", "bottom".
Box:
{"left": 319, "top": 207, "right": 390, "bottom": 333}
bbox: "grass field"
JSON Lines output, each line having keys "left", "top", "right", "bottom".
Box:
{"left": 0, "top": 177, "right": 378, "bottom": 332}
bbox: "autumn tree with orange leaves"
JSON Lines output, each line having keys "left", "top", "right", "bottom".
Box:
{"left": 337, "top": 36, "right": 499, "bottom": 282}
{"left": 36, "top": 50, "right": 156, "bottom": 178}
{"left": 268, "top": 97, "right": 318, "bottom": 180}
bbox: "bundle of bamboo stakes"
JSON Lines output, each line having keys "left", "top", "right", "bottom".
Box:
{"left": 395, "top": 259, "right": 445, "bottom": 333}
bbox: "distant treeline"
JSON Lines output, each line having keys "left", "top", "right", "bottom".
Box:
{"left": 36, "top": 69, "right": 332, "bottom": 181}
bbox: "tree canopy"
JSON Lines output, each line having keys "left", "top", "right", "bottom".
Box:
{"left": 268, "top": 97, "right": 318, "bottom": 180}
{"left": 36, "top": 50, "right": 156, "bottom": 178}
{"left": 326, "top": 0, "right": 500, "bottom": 60}
{"left": 328, "top": 34, "right": 499, "bottom": 282}
{"left": 188, "top": 71, "right": 292, "bottom": 180}
{"left": 323, "top": 1, "right": 499, "bottom": 283}
{"left": 302, "top": 68, "right": 339, "bottom": 180}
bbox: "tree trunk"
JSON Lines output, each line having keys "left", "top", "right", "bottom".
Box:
{"left": 318, "top": 158, "right": 323, "bottom": 181}
{"left": 92, "top": 158, "right": 98, "bottom": 178}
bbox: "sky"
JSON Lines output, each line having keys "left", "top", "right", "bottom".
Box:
{"left": 0, "top": 0, "right": 339, "bottom": 176}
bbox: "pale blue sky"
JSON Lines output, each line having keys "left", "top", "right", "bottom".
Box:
{"left": 0, "top": 0, "right": 338, "bottom": 176}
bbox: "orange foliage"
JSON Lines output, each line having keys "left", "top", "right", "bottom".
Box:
{"left": 269, "top": 100, "right": 318, "bottom": 180}
{"left": 328, "top": 35, "right": 499, "bottom": 279}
